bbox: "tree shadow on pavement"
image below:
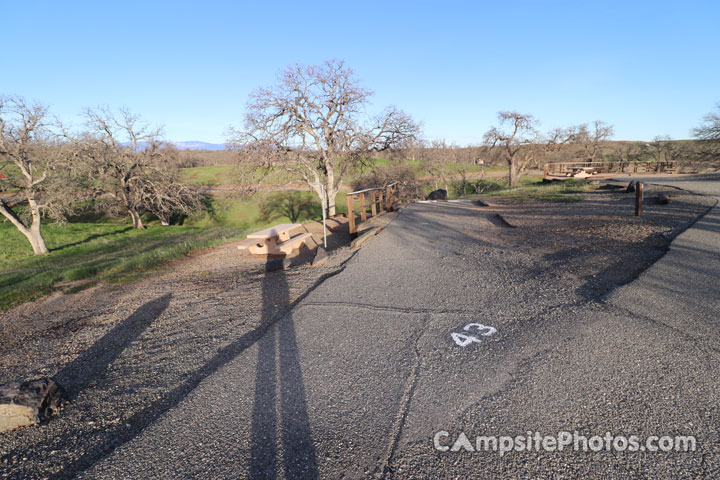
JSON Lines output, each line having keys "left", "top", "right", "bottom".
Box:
{"left": 54, "top": 293, "right": 172, "bottom": 399}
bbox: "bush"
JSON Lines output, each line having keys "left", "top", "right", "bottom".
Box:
{"left": 257, "top": 191, "right": 321, "bottom": 223}
{"left": 449, "top": 180, "right": 476, "bottom": 197}
{"left": 473, "top": 179, "right": 508, "bottom": 194}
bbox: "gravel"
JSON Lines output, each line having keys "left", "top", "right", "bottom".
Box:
{"left": 0, "top": 185, "right": 715, "bottom": 479}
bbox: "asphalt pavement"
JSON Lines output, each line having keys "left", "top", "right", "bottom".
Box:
{"left": 80, "top": 175, "right": 720, "bottom": 479}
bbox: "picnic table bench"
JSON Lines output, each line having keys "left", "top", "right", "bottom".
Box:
{"left": 237, "top": 223, "right": 315, "bottom": 256}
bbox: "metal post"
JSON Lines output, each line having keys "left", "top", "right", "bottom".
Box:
{"left": 635, "top": 181, "right": 643, "bottom": 216}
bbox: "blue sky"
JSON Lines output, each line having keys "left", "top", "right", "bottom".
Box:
{"left": 3, "top": 0, "right": 719, "bottom": 144}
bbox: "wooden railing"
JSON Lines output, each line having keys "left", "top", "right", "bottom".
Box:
{"left": 346, "top": 182, "right": 414, "bottom": 237}
{"left": 543, "top": 161, "right": 674, "bottom": 178}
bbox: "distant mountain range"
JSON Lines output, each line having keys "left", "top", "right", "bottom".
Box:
{"left": 170, "top": 141, "right": 226, "bottom": 151}
{"left": 119, "top": 141, "right": 227, "bottom": 151}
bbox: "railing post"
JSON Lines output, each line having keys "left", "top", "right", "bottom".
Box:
{"left": 370, "top": 189, "right": 377, "bottom": 216}
{"left": 378, "top": 188, "right": 384, "bottom": 212}
{"left": 360, "top": 192, "right": 368, "bottom": 222}
{"left": 635, "top": 181, "right": 643, "bottom": 216}
{"left": 347, "top": 193, "right": 356, "bottom": 237}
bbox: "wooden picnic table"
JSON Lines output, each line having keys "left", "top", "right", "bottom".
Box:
{"left": 239, "top": 223, "right": 315, "bottom": 256}
{"left": 247, "top": 223, "right": 302, "bottom": 243}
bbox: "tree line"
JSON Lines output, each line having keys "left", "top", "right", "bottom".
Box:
{"left": 3, "top": 59, "right": 719, "bottom": 255}
{"left": 0, "top": 98, "right": 203, "bottom": 254}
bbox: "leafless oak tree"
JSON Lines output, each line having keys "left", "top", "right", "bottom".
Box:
{"left": 79, "top": 107, "right": 202, "bottom": 228}
{"left": 483, "top": 112, "right": 539, "bottom": 186}
{"left": 576, "top": 120, "right": 615, "bottom": 161}
{"left": 692, "top": 103, "right": 720, "bottom": 141}
{"left": 227, "top": 60, "right": 420, "bottom": 216}
{"left": 0, "top": 97, "right": 77, "bottom": 254}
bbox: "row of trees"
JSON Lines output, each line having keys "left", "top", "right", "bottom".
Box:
{"left": 0, "top": 97, "right": 203, "bottom": 254}
{"left": 482, "top": 113, "right": 616, "bottom": 186}
{"left": 227, "top": 60, "right": 719, "bottom": 196}
{"left": 5, "top": 56, "right": 719, "bottom": 254}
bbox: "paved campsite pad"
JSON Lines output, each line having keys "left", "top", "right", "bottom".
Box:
{"left": 0, "top": 184, "right": 717, "bottom": 478}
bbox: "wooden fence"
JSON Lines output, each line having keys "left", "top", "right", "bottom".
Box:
{"left": 543, "top": 161, "right": 675, "bottom": 178}
{"left": 346, "top": 182, "right": 416, "bottom": 237}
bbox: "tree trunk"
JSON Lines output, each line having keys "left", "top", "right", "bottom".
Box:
{"left": 129, "top": 209, "right": 145, "bottom": 229}
{"left": 28, "top": 221, "right": 49, "bottom": 254}
{"left": 0, "top": 200, "right": 49, "bottom": 255}
{"left": 326, "top": 183, "right": 338, "bottom": 217}
{"left": 508, "top": 159, "right": 520, "bottom": 187}
{"left": 27, "top": 198, "right": 49, "bottom": 254}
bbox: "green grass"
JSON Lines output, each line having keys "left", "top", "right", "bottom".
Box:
{"left": 185, "top": 191, "right": 347, "bottom": 230}
{"left": 0, "top": 222, "right": 244, "bottom": 310}
{"left": 461, "top": 177, "right": 593, "bottom": 203}
{"left": 179, "top": 165, "right": 236, "bottom": 185}
{"left": 179, "top": 164, "right": 303, "bottom": 186}
{"left": 356, "top": 158, "right": 506, "bottom": 178}
{"left": 180, "top": 159, "right": 509, "bottom": 186}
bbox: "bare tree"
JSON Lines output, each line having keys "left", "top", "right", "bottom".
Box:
{"left": 227, "top": 60, "right": 420, "bottom": 216}
{"left": 609, "top": 142, "right": 645, "bottom": 164}
{"left": 422, "top": 139, "right": 456, "bottom": 190}
{"left": 140, "top": 170, "right": 204, "bottom": 225}
{"left": 576, "top": 120, "right": 615, "bottom": 161}
{"left": 0, "top": 97, "right": 77, "bottom": 254}
{"left": 483, "top": 112, "right": 539, "bottom": 186}
{"left": 649, "top": 135, "right": 675, "bottom": 163}
{"left": 692, "top": 103, "right": 720, "bottom": 141}
{"left": 78, "top": 107, "right": 201, "bottom": 228}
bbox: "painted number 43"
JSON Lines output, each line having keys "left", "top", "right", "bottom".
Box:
{"left": 451, "top": 323, "right": 497, "bottom": 347}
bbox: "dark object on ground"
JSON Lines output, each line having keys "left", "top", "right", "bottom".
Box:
{"left": 657, "top": 193, "right": 670, "bottom": 205}
{"left": 312, "top": 247, "right": 328, "bottom": 267}
{"left": 427, "top": 189, "right": 448, "bottom": 201}
{"left": 626, "top": 181, "right": 637, "bottom": 193}
{"left": 473, "top": 199, "right": 490, "bottom": 207}
{"left": 488, "top": 213, "right": 515, "bottom": 228}
{"left": 542, "top": 177, "right": 564, "bottom": 184}
{"left": 0, "top": 379, "right": 64, "bottom": 433}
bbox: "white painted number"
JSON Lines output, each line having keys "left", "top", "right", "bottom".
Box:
{"left": 450, "top": 332, "right": 482, "bottom": 347}
{"left": 451, "top": 323, "right": 497, "bottom": 347}
{"left": 463, "top": 323, "right": 496, "bottom": 336}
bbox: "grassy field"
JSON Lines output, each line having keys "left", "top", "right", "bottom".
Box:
{"left": 0, "top": 223, "right": 244, "bottom": 310}
{"left": 179, "top": 164, "right": 301, "bottom": 186}
{"left": 368, "top": 157, "right": 507, "bottom": 176}
{"left": 179, "top": 165, "right": 236, "bottom": 185}
{"left": 185, "top": 191, "right": 347, "bottom": 230}
{"left": 180, "top": 159, "right": 508, "bottom": 186}
{"left": 461, "top": 177, "right": 594, "bottom": 203}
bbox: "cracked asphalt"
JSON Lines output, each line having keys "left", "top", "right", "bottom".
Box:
{"left": 69, "top": 175, "right": 720, "bottom": 479}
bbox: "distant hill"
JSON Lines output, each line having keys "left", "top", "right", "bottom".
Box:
{"left": 171, "top": 141, "right": 226, "bottom": 151}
